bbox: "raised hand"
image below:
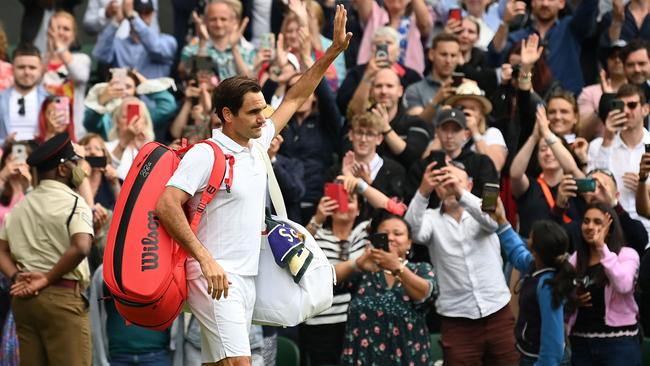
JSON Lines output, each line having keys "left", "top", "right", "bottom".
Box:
{"left": 274, "top": 33, "right": 288, "bottom": 68}
{"left": 599, "top": 69, "right": 614, "bottom": 94}
{"left": 342, "top": 150, "right": 355, "bottom": 177}
{"left": 443, "top": 18, "right": 463, "bottom": 35}
{"left": 535, "top": 104, "right": 551, "bottom": 137}
{"left": 228, "top": 17, "right": 250, "bottom": 48}
{"left": 337, "top": 174, "right": 360, "bottom": 194}
{"left": 604, "top": 109, "right": 628, "bottom": 135}
{"left": 330, "top": 4, "right": 353, "bottom": 54}
{"left": 503, "top": 0, "right": 527, "bottom": 25}
{"left": 640, "top": 153, "right": 650, "bottom": 181}
{"left": 314, "top": 195, "right": 339, "bottom": 224}
{"left": 419, "top": 161, "right": 442, "bottom": 197}
{"left": 521, "top": 33, "right": 544, "bottom": 69}
{"left": 288, "top": 0, "right": 309, "bottom": 26}
{"left": 192, "top": 11, "right": 209, "bottom": 42}
{"left": 371, "top": 103, "right": 391, "bottom": 132}
{"left": 556, "top": 175, "right": 577, "bottom": 208}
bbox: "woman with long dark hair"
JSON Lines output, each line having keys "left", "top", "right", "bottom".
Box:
{"left": 569, "top": 203, "right": 641, "bottom": 365}
{"left": 491, "top": 198, "right": 574, "bottom": 365}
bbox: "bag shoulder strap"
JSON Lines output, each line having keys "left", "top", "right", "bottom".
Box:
{"left": 252, "top": 141, "right": 288, "bottom": 219}
{"left": 183, "top": 140, "right": 234, "bottom": 232}
{"left": 537, "top": 174, "right": 571, "bottom": 224}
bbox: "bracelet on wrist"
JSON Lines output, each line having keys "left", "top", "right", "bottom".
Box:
{"left": 545, "top": 134, "right": 558, "bottom": 146}
{"left": 308, "top": 218, "right": 323, "bottom": 230}
{"left": 382, "top": 128, "right": 393, "bottom": 135}
{"left": 356, "top": 179, "right": 369, "bottom": 194}
{"left": 473, "top": 133, "right": 484, "bottom": 142}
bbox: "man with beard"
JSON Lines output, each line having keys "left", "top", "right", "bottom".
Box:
{"left": 489, "top": 0, "right": 599, "bottom": 94}
{"left": 369, "top": 67, "right": 432, "bottom": 169}
{"left": 404, "top": 33, "right": 462, "bottom": 125}
{"left": 621, "top": 39, "right": 650, "bottom": 106}
{"left": 0, "top": 132, "right": 95, "bottom": 366}
{"left": 0, "top": 43, "right": 48, "bottom": 144}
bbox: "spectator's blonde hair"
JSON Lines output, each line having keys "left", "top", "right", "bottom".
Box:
{"left": 109, "top": 98, "right": 155, "bottom": 142}
{"left": 464, "top": 15, "right": 481, "bottom": 35}
{"left": 0, "top": 23, "right": 8, "bottom": 61}
{"left": 208, "top": 0, "right": 243, "bottom": 19}
{"left": 307, "top": 0, "right": 325, "bottom": 29}
{"left": 350, "top": 112, "right": 384, "bottom": 133}
{"left": 51, "top": 10, "right": 78, "bottom": 39}
{"left": 78, "top": 133, "right": 112, "bottom": 163}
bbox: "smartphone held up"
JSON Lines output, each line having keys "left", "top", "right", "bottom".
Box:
{"left": 126, "top": 103, "right": 141, "bottom": 124}
{"left": 324, "top": 182, "right": 349, "bottom": 213}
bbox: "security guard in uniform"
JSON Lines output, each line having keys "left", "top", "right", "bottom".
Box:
{"left": 0, "top": 132, "right": 94, "bottom": 366}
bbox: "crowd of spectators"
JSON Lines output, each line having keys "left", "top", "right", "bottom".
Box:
{"left": 0, "top": 0, "right": 649, "bottom": 365}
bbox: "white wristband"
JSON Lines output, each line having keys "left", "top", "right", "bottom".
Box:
{"left": 356, "top": 179, "right": 369, "bottom": 194}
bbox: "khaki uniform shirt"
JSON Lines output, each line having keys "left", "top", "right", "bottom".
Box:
{"left": 0, "top": 180, "right": 94, "bottom": 287}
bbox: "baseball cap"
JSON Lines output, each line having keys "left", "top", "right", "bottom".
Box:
{"left": 435, "top": 108, "right": 467, "bottom": 129}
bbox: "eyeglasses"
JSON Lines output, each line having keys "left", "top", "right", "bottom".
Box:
{"left": 17, "top": 97, "right": 25, "bottom": 116}
{"left": 351, "top": 130, "right": 380, "bottom": 139}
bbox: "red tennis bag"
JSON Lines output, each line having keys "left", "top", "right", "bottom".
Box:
{"left": 103, "top": 140, "right": 232, "bottom": 330}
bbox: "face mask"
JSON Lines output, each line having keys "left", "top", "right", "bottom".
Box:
{"left": 70, "top": 164, "right": 86, "bottom": 188}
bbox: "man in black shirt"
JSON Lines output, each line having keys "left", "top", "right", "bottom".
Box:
{"left": 369, "top": 68, "right": 432, "bottom": 170}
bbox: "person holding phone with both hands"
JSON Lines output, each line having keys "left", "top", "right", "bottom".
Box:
{"left": 333, "top": 210, "right": 437, "bottom": 366}
{"left": 404, "top": 160, "right": 519, "bottom": 364}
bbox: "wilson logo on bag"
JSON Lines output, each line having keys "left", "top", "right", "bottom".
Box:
{"left": 103, "top": 140, "right": 233, "bottom": 331}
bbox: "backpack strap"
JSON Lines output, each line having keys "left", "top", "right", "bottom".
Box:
{"left": 188, "top": 140, "right": 234, "bottom": 232}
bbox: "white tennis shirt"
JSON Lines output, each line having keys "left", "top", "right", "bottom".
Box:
{"left": 167, "top": 121, "right": 276, "bottom": 276}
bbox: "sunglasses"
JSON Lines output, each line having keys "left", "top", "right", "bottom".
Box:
{"left": 17, "top": 97, "right": 25, "bottom": 116}
{"left": 624, "top": 101, "right": 640, "bottom": 110}
{"left": 587, "top": 168, "right": 616, "bottom": 187}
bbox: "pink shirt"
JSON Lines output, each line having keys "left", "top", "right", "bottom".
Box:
{"left": 357, "top": 2, "right": 432, "bottom": 76}
{"left": 568, "top": 245, "right": 639, "bottom": 330}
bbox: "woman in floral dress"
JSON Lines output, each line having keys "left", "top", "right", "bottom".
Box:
{"left": 335, "top": 212, "right": 438, "bottom": 366}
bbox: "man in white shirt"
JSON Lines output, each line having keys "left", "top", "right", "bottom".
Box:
{"left": 588, "top": 83, "right": 650, "bottom": 237}
{"left": 155, "top": 6, "right": 351, "bottom": 366}
{"left": 404, "top": 160, "right": 518, "bottom": 364}
{"left": 0, "top": 44, "right": 48, "bottom": 144}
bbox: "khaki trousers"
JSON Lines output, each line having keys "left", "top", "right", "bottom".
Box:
{"left": 12, "top": 285, "right": 91, "bottom": 366}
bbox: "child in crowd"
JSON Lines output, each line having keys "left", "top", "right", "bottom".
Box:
{"left": 491, "top": 198, "right": 574, "bottom": 365}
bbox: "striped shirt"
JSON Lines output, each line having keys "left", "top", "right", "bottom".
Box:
{"left": 304, "top": 220, "right": 370, "bottom": 326}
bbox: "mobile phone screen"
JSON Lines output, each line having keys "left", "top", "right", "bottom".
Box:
{"left": 370, "top": 233, "right": 389, "bottom": 251}
{"left": 575, "top": 178, "right": 596, "bottom": 193}
{"left": 324, "top": 183, "right": 349, "bottom": 213}
{"left": 12, "top": 144, "right": 27, "bottom": 164}
{"left": 54, "top": 96, "right": 70, "bottom": 125}
{"left": 481, "top": 183, "right": 500, "bottom": 212}
{"left": 448, "top": 8, "right": 462, "bottom": 22}
{"left": 86, "top": 156, "right": 108, "bottom": 168}
{"left": 126, "top": 103, "right": 140, "bottom": 124}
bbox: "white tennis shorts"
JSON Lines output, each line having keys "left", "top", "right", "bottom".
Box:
{"left": 186, "top": 266, "right": 256, "bottom": 363}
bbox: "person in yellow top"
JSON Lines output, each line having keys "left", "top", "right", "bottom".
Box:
{"left": 0, "top": 132, "right": 95, "bottom": 366}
